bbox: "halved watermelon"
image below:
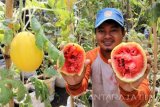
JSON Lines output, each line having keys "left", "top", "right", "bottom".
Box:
{"left": 60, "top": 43, "right": 86, "bottom": 76}
{"left": 111, "top": 42, "right": 147, "bottom": 83}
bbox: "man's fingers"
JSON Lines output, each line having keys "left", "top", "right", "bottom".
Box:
{"left": 108, "top": 59, "right": 111, "bottom": 65}
{"left": 147, "top": 56, "right": 151, "bottom": 65}
{"left": 84, "top": 59, "right": 91, "bottom": 68}
{"left": 145, "top": 51, "right": 149, "bottom": 56}
{"left": 144, "top": 64, "right": 151, "bottom": 78}
{"left": 82, "top": 59, "right": 90, "bottom": 76}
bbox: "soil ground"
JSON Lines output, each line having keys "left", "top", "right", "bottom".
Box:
{"left": 51, "top": 87, "right": 69, "bottom": 107}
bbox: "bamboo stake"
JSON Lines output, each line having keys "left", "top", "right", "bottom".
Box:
{"left": 5, "top": 0, "right": 14, "bottom": 107}
{"left": 70, "top": 96, "right": 74, "bottom": 107}
{"left": 151, "top": 24, "right": 158, "bottom": 107}
{"left": 63, "top": 1, "right": 75, "bottom": 106}
{"left": 126, "top": 0, "right": 129, "bottom": 33}
{"left": 150, "top": 0, "right": 158, "bottom": 106}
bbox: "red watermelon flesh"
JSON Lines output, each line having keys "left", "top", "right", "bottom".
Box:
{"left": 111, "top": 42, "right": 147, "bottom": 83}
{"left": 60, "top": 43, "right": 86, "bottom": 76}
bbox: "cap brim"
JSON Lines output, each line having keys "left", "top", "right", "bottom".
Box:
{"left": 95, "top": 18, "right": 124, "bottom": 28}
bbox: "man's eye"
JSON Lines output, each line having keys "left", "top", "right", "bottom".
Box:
{"left": 111, "top": 29, "right": 117, "bottom": 32}
{"left": 98, "top": 29, "right": 104, "bottom": 33}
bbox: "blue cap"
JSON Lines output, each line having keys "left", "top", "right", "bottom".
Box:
{"left": 95, "top": 8, "right": 124, "bottom": 28}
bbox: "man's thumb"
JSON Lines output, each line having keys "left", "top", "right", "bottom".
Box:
{"left": 84, "top": 59, "right": 90, "bottom": 67}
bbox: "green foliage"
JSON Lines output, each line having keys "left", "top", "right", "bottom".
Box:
{"left": 43, "top": 67, "right": 57, "bottom": 77}
{"left": 3, "top": 29, "right": 13, "bottom": 45}
{"left": 0, "top": 79, "right": 31, "bottom": 106}
{"left": 47, "top": 43, "right": 60, "bottom": 61}
{"left": 149, "top": 2, "right": 160, "bottom": 23}
{"left": 127, "top": 29, "right": 150, "bottom": 49}
{"left": 79, "top": 90, "right": 92, "bottom": 107}
{"left": 54, "top": 9, "right": 74, "bottom": 28}
{"left": 31, "top": 17, "right": 42, "bottom": 33}
{"left": 26, "top": 0, "right": 46, "bottom": 8}
{"left": 0, "top": 69, "right": 14, "bottom": 79}
{"left": 82, "top": 43, "right": 93, "bottom": 52}
{"left": 1, "top": 0, "right": 160, "bottom": 106}
{"left": 31, "top": 17, "right": 47, "bottom": 50}
{"left": 0, "top": 1, "right": 4, "bottom": 20}
{"left": 30, "top": 77, "right": 52, "bottom": 107}
{"left": 0, "top": 84, "right": 13, "bottom": 105}
{"left": 0, "top": 20, "right": 13, "bottom": 45}
{"left": 47, "top": 0, "right": 55, "bottom": 8}
{"left": 57, "top": 52, "right": 65, "bottom": 68}
{"left": 11, "top": 80, "right": 28, "bottom": 102}
{"left": 31, "top": 17, "right": 64, "bottom": 68}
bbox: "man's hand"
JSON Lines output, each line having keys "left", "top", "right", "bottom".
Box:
{"left": 109, "top": 51, "right": 151, "bottom": 92}
{"left": 60, "top": 59, "right": 90, "bottom": 86}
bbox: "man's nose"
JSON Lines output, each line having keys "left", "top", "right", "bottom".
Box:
{"left": 104, "top": 32, "right": 112, "bottom": 38}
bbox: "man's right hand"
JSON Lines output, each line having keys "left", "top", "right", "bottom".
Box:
{"left": 60, "top": 59, "right": 90, "bottom": 86}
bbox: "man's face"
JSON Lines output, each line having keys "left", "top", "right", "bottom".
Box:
{"left": 96, "top": 21, "right": 124, "bottom": 52}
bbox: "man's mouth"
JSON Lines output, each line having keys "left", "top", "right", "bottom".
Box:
{"left": 103, "top": 41, "right": 113, "bottom": 46}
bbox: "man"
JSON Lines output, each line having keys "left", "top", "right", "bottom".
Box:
{"left": 62, "top": 8, "right": 151, "bottom": 107}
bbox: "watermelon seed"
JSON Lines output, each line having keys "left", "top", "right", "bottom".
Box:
{"left": 118, "top": 59, "right": 121, "bottom": 67}
{"left": 121, "top": 58, "right": 125, "bottom": 67}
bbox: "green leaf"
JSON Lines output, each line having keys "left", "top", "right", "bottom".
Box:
{"left": 0, "top": 79, "right": 29, "bottom": 105}
{"left": 48, "top": 0, "right": 55, "bottom": 8}
{"left": 22, "top": 94, "right": 32, "bottom": 104}
{"left": 148, "top": 2, "right": 160, "bottom": 23}
{"left": 44, "top": 99, "right": 52, "bottom": 107}
{"left": 0, "top": 85, "right": 13, "bottom": 105}
{"left": 57, "top": 52, "right": 65, "bottom": 68}
{"left": 12, "top": 80, "right": 28, "bottom": 102}
{"left": 3, "top": 29, "right": 13, "bottom": 45}
{"left": 0, "top": 69, "right": 14, "bottom": 79}
{"left": 30, "top": 77, "right": 50, "bottom": 102}
{"left": 26, "top": 0, "right": 46, "bottom": 8}
{"left": 31, "top": 17, "right": 42, "bottom": 33}
{"left": 47, "top": 43, "right": 60, "bottom": 61}
{"left": 43, "top": 67, "right": 57, "bottom": 77}
{"left": 19, "top": 102, "right": 33, "bottom": 107}
{"left": 55, "top": 0, "right": 66, "bottom": 9}
{"left": 31, "top": 15, "right": 62, "bottom": 67}
{"left": 31, "top": 17, "right": 47, "bottom": 50}
{"left": 0, "top": 69, "right": 9, "bottom": 79}
{"left": 0, "top": 2, "right": 4, "bottom": 12}
{"left": 30, "top": 78, "right": 40, "bottom": 99}
{"left": 35, "top": 31, "right": 45, "bottom": 50}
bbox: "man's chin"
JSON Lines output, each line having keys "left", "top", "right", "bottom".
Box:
{"left": 100, "top": 45, "right": 113, "bottom": 52}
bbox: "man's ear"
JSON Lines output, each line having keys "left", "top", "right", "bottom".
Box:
{"left": 122, "top": 29, "right": 126, "bottom": 37}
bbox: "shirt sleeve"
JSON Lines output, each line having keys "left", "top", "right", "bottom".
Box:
{"left": 120, "top": 78, "right": 151, "bottom": 107}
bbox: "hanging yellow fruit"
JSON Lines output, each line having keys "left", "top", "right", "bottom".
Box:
{"left": 10, "top": 31, "right": 44, "bottom": 72}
